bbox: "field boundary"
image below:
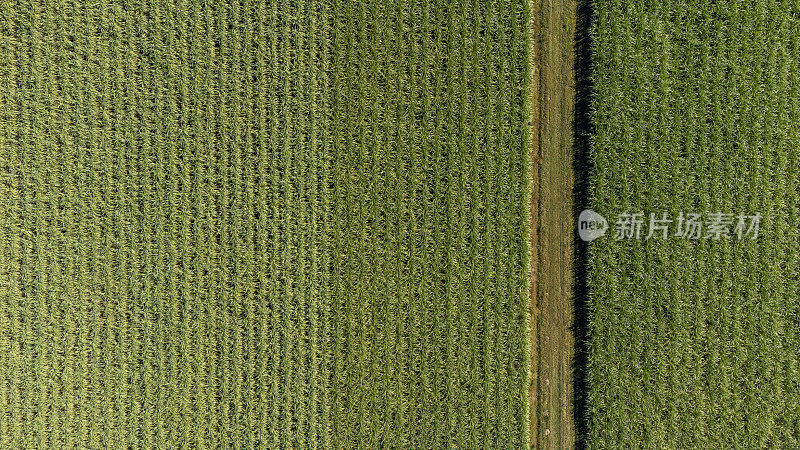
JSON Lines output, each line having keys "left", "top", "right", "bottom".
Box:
{"left": 527, "top": 0, "right": 541, "bottom": 446}
{"left": 529, "top": 0, "right": 578, "bottom": 447}
{"left": 572, "top": 0, "right": 594, "bottom": 447}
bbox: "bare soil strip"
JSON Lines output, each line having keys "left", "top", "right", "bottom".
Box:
{"left": 529, "top": 0, "right": 577, "bottom": 447}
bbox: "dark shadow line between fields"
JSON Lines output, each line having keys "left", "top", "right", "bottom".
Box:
{"left": 573, "top": 0, "right": 594, "bottom": 448}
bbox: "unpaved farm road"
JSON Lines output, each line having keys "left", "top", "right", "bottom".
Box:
{"left": 529, "top": 0, "right": 576, "bottom": 448}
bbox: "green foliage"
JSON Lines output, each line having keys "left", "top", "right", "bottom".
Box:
{"left": 0, "top": 0, "right": 530, "bottom": 447}
{"left": 588, "top": 0, "right": 800, "bottom": 447}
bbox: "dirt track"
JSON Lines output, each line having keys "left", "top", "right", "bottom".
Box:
{"left": 529, "top": 0, "right": 576, "bottom": 447}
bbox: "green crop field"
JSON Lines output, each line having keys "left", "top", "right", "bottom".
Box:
{"left": 0, "top": 0, "right": 531, "bottom": 447}
{"left": 587, "top": 0, "right": 800, "bottom": 447}
{"left": 7, "top": 0, "right": 799, "bottom": 447}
